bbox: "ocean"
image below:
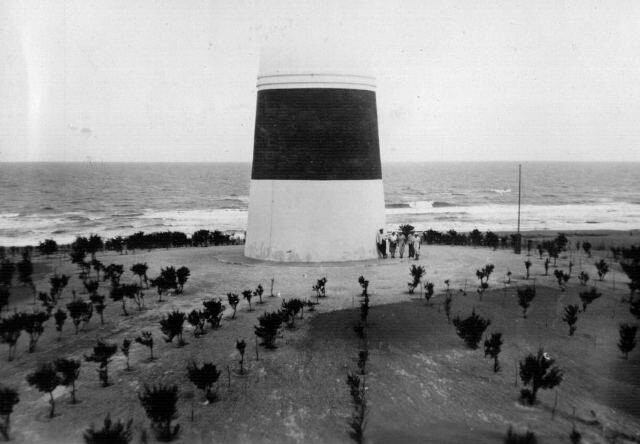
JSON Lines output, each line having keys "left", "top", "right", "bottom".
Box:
{"left": 0, "top": 162, "right": 639, "bottom": 247}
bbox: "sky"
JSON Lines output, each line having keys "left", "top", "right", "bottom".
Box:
{"left": 1, "top": 0, "right": 640, "bottom": 162}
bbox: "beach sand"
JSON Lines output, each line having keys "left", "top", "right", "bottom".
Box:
{"left": 1, "top": 231, "right": 639, "bottom": 443}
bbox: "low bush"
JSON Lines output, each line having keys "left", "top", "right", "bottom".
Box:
{"left": 139, "top": 384, "right": 180, "bottom": 441}
{"left": 84, "top": 414, "right": 133, "bottom": 444}
{"left": 452, "top": 310, "right": 491, "bottom": 349}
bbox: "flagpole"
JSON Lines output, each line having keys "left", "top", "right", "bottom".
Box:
{"left": 517, "top": 164, "right": 521, "bottom": 234}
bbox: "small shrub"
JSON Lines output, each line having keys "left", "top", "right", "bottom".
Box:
{"left": 281, "top": 299, "right": 305, "bottom": 328}
{"left": 176, "top": 266, "right": 190, "bottom": 294}
{"left": 524, "top": 260, "right": 532, "bottom": 279}
{"left": 0, "top": 313, "right": 23, "bottom": 361}
{"left": 444, "top": 292, "right": 453, "bottom": 323}
{"left": 49, "top": 273, "right": 70, "bottom": 303}
{"left": 519, "top": 348, "right": 563, "bottom": 405}
{"left": 562, "top": 305, "right": 579, "bottom": 336}
{"left": 186, "top": 361, "right": 221, "bottom": 402}
{"left": 150, "top": 276, "right": 170, "bottom": 302}
{"left": 130, "top": 263, "right": 149, "bottom": 289}
{"left": 484, "top": 332, "right": 503, "bottom": 372}
{"left": 544, "top": 258, "right": 550, "bottom": 276}
{"left": 254, "top": 284, "right": 264, "bottom": 304}
{"left": 236, "top": 340, "right": 246, "bottom": 374}
{"left": 227, "top": 293, "right": 239, "bottom": 319}
{"left": 135, "top": 331, "right": 154, "bottom": 361}
{"left": 90, "top": 294, "right": 107, "bottom": 325}
{"left": 630, "top": 297, "right": 640, "bottom": 320}
{"left": 242, "top": 290, "right": 253, "bottom": 311}
{"left": 619, "top": 246, "right": 640, "bottom": 296}
{"left": 0, "top": 286, "right": 9, "bottom": 312}
{"left": 187, "top": 310, "right": 206, "bottom": 337}
{"left": 84, "top": 414, "right": 133, "bottom": 444}
{"left": 408, "top": 265, "right": 425, "bottom": 294}
{"left": 553, "top": 269, "right": 570, "bottom": 291}
{"left": 357, "top": 350, "right": 368, "bottom": 375}
{"left": 119, "top": 284, "right": 140, "bottom": 315}
{"left": 55, "top": 358, "right": 81, "bottom": 403}
{"left": 54, "top": 308, "right": 67, "bottom": 340}
{"left": 255, "top": 311, "right": 283, "bottom": 349}
{"left": 582, "top": 242, "right": 592, "bottom": 257}
{"left": 504, "top": 426, "right": 537, "bottom": 444}
{"left": 618, "top": 323, "right": 638, "bottom": 359}
{"left": 595, "top": 259, "right": 609, "bottom": 281}
{"left": 569, "top": 426, "right": 581, "bottom": 444}
{"left": 139, "top": 384, "right": 180, "bottom": 441}
{"left": 358, "top": 276, "right": 369, "bottom": 297}
{"left": 578, "top": 287, "right": 601, "bottom": 312}
{"left": 160, "top": 310, "right": 186, "bottom": 346}
{"left": 84, "top": 339, "right": 118, "bottom": 387}
{"left": 121, "top": 338, "right": 132, "bottom": 371}
{"left": 26, "top": 362, "right": 62, "bottom": 418}
{"left": 424, "top": 282, "right": 434, "bottom": 305}
{"left": 0, "top": 386, "right": 19, "bottom": 440}
{"left": 578, "top": 271, "right": 589, "bottom": 286}
{"left": 103, "top": 264, "right": 124, "bottom": 287}
{"left": 84, "top": 280, "right": 99, "bottom": 297}
{"left": 66, "top": 299, "right": 93, "bottom": 333}
{"left": 22, "top": 311, "right": 49, "bottom": 353}
{"left": 202, "top": 298, "right": 225, "bottom": 329}
{"left": 312, "top": 277, "right": 327, "bottom": 301}
{"left": 452, "top": 309, "right": 491, "bottom": 349}
{"left": 38, "top": 239, "right": 58, "bottom": 256}
{"left": 517, "top": 286, "right": 536, "bottom": 318}
{"left": 475, "top": 264, "right": 495, "bottom": 288}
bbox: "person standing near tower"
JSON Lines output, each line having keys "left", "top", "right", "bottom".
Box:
{"left": 398, "top": 231, "right": 406, "bottom": 259}
{"left": 408, "top": 232, "right": 415, "bottom": 259}
{"left": 388, "top": 231, "right": 397, "bottom": 258}
{"left": 376, "top": 228, "right": 387, "bottom": 258}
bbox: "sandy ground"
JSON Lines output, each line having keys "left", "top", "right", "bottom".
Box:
{"left": 1, "top": 234, "right": 639, "bottom": 443}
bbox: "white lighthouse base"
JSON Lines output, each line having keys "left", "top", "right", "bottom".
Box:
{"left": 244, "top": 179, "right": 385, "bottom": 262}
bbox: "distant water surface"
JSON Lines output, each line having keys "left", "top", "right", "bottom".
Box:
{"left": 0, "top": 162, "right": 638, "bottom": 246}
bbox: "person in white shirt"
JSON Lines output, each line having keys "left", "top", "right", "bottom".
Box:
{"left": 398, "top": 232, "right": 406, "bottom": 258}
{"left": 413, "top": 232, "right": 422, "bottom": 260}
{"left": 388, "top": 232, "right": 398, "bottom": 258}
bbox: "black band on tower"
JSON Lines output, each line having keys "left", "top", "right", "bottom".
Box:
{"left": 251, "top": 88, "right": 382, "bottom": 180}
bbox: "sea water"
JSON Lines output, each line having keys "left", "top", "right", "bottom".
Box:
{"left": 0, "top": 162, "right": 638, "bottom": 246}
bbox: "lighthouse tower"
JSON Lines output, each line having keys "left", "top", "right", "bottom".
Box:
{"left": 244, "top": 45, "right": 385, "bottom": 262}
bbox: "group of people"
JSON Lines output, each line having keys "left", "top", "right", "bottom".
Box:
{"left": 376, "top": 229, "right": 422, "bottom": 260}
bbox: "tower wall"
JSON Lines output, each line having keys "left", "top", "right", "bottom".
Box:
{"left": 244, "top": 72, "right": 385, "bottom": 262}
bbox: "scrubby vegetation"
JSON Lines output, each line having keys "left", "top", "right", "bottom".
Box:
{"left": 83, "top": 415, "right": 133, "bottom": 444}
{"left": 0, "top": 386, "right": 19, "bottom": 440}
{"left": 579, "top": 287, "right": 602, "bottom": 312}
{"left": 562, "top": 305, "right": 579, "bottom": 336}
{"left": 254, "top": 312, "right": 283, "bottom": 349}
{"left": 186, "top": 361, "right": 221, "bottom": 403}
{"left": 139, "top": 384, "right": 180, "bottom": 441}
{"left": 452, "top": 310, "right": 491, "bottom": 349}
{"left": 519, "top": 348, "right": 563, "bottom": 405}
{"left": 484, "top": 332, "right": 503, "bottom": 372}
{"left": 26, "top": 363, "right": 62, "bottom": 418}
{"left": 517, "top": 286, "right": 536, "bottom": 319}
{"left": 408, "top": 265, "right": 425, "bottom": 294}
{"left": 84, "top": 339, "right": 118, "bottom": 387}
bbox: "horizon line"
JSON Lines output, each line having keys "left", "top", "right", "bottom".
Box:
{"left": 1, "top": 160, "right": 638, "bottom": 164}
